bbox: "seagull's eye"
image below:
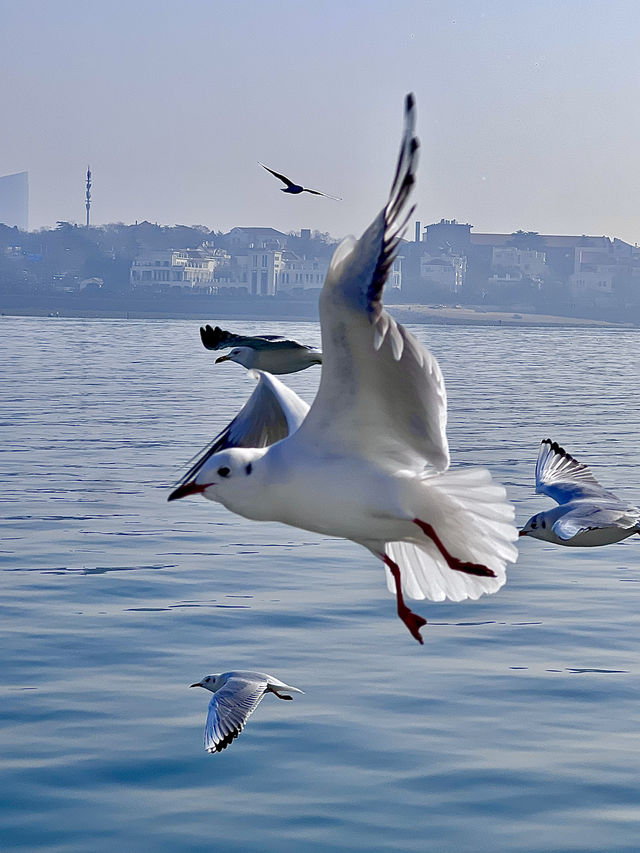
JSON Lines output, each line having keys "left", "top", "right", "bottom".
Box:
{"left": 217, "top": 466, "right": 230, "bottom": 478}
{"left": 245, "top": 463, "right": 252, "bottom": 475}
{"left": 541, "top": 519, "right": 546, "bottom": 529}
{"left": 531, "top": 520, "right": 537, "bottom": 529}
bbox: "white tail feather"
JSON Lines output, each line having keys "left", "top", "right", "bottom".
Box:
{"left": 373, "top": 313, "right": 389, "bottom": 350}
{"left": 388, "top": 318, "right": 405, "bottom": 360}
{"left": 385, "top": 466, "right": 518, "bottom": 602}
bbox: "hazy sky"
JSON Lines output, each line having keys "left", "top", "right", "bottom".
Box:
{"left": 2, "top": 0, "right": 640, "bottom": 243}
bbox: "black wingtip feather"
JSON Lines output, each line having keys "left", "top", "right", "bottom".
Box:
{"left": 210, "top": 725, "right": 243, "bottom": 753}
{"left": 539, "top": 439, "right": 598, "bottom": 483}
{"left": 365, "top": 98, "right": 419, "bottom": 308}
{"left": 541, "top": 438, "right": 576, "bottom": 463}
{"left": 200, "top": 324, "right": 230, "bottom": 350}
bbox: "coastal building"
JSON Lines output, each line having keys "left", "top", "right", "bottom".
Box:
{"left": 224, "top": 227, "right": 289, "bottom": 250}
{"left": 226, "top": 247, "right": 284, "bottom": 295}
{"left": 569, "top": 246, "right": 618, "bottom": 301}
{"left": 423, "top": 219, "right": 472, "bottom": 254}
{"left": 172, "top": 248, "right": 230, "bottom": 286}
{"left": 491, "top": 247, "right": 546, "bottom": 281}
{"left": 420, "top": 252, "right": 466, "bottom": 292}
{"left": 277, "top": 252, "right": 330, "bottom": 293}
{"left": 0, "top": 171, "right": 29, "bottom": 231}
{"left": 129, "top": 247, "right": 231, "bottom": 290}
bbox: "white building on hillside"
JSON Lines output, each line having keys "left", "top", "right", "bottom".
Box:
{"left": 224, "top": 248, "right": 284, "bottom": 295}
{"left": 130, "top": 250, "right": 183, "bottom": 286}
{"left": 277, "top": 252, "right": 329, "bottom": 293}
{"left": 172, "top": 248, "right": 230, "bottom": 285}
{"left": 130, "top": 247, "right": 230, "bottom": 289}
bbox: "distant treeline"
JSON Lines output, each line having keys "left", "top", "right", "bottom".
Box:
{"left": 0, "top": 221, "right": 336, "bottom": 293}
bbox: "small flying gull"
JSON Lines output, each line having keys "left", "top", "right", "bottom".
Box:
{"left": 170, "top": 95, "right": 518, "bottom": 644}
{"left": 200, "top": 324, "right": 322, "bottom": 374}
{"left": 258, "top": 162, "right": 341, "bottom": 200}
{"left": 519, "top": 439, "right": 640, "bottom": 546}
{"left": 190, "top": 670, "right": 303, "bottom": 754}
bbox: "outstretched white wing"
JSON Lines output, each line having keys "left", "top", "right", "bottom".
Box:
{"left": 204, "top": 675, "right": 268, "bottom": 754}
{"left": 535, "top": 439, "right": 620, "bottom": 505}
{"left": 295, "top": 94, "right": 449, "bottom": 473}
{"left": 174, "top": 371, "right": 309, "bottom": 488}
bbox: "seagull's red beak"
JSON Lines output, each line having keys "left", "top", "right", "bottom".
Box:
{"left": 168, "top": 481, "right": 208, "bottom": 502}
{"left": 518, "top": 530, "right": 527, "bottom": 537}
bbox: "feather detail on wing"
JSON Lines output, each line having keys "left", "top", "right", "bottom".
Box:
{"left": 174, "top": 371, "right": 309, "bottom": 487}
{"left": 204, "top": 677, "right": 268, "bottom": 754}
{"left": 297, "top": 94, "right": 449, "bottom": 472}
{"left": 535, "top": 439, "right": 620, "bottom": 504}
{"left": 552, "top": 505, "right": 640, "bottom": 540}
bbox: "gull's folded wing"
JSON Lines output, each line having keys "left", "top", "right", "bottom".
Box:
{"left": 174, "top": 371, "right": 309, "bottom": 487}
{"left": 535, "top": 439, "right": 620, "bottom": 505}
{"left": 552, "top": 505, "right": 640, "bottom": 540}
{"left": 296, "top": 94, "right": 449, "bottom": 472}
{"left": 204, "top": 676, "right": 268, "bottom": 753}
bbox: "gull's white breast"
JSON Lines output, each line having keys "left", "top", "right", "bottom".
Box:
{"left": 223, "top": 439, "right": 417, "bottom": 543}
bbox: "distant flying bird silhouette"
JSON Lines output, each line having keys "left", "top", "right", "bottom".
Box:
{"left": 258, "top": 162, "right": 341, "bottom": 200}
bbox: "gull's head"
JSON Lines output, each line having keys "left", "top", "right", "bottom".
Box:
{"left": 190, "top": 674, "right": 223, "bottom": 693}
{"left": 215, "top": 347, "right": 255, "bottom": 369}
{"left": 519, "top": 512, "right": 549, "bottom": 540}
{"left": 168, "top": 447, "right": 263, "bottom": 504}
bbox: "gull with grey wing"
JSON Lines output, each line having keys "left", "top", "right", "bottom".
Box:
{"left": 190, "top": 671, "right": 303, "bottom": 754}
{"left": 520, "top": 439, "right": 640, "bottom": 546}
{"left": 170, "top": 95, "right": 518, "bottom": 643}
{"left": 200, "top": 324, "right": 323, "bottom": 375}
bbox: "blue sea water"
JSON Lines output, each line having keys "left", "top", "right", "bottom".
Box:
{"left": 1, "top": 315, "right": 640, "bottom": 852}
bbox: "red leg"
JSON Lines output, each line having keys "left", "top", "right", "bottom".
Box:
{"left": 413, "top": 519, "right": 496, "bottom": 578}
{"left": 383, "top": 554, "right": 426, "bottom": 644}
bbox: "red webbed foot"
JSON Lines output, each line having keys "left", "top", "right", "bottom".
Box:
{"left": 398, "top": 604, "right": 427, "bottom": 644}
{"left": 383, "top": 554, "right": 427, "bottom": 644}
{"left": 413, "top": 518, "right": 496, "bottom": 578}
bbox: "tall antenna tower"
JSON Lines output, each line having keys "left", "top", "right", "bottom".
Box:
{"left": 85, "top": 166, "right": 92, "bottom": 227}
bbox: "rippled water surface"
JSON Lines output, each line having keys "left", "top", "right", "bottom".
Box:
{"left": 2, "top": 315, "right": 640, "bottom": 852}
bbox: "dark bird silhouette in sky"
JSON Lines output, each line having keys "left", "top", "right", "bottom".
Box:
{"left": 258, "top": 162, "right": 341, "bottom": 200}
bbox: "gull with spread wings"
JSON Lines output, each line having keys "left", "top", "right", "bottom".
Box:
{"left": 190, "top": 671, "right": 303, "bottom": 754}
{"left": 520, "top": 439, "right": 640, "bottom": 546}
{"left": 258, "top": 162, "right": 341, "bottom": 200}
{"left": 170, "top": 95, "right": 518, "bottom": 643}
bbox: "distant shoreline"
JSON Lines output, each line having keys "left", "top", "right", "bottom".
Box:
{"left": 0, "top": 292, "right": 634, "bottom": 329}
{"left": 386, "top": 304, "right": 632, "bottom": 328}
